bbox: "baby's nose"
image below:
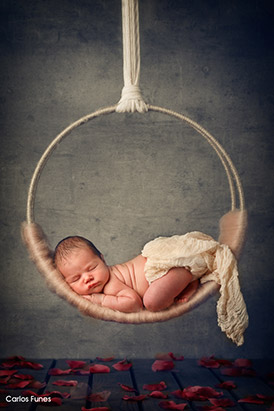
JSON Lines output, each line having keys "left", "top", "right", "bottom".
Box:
{"left": 83, "top": 272, "right": 93, "bottom": 282}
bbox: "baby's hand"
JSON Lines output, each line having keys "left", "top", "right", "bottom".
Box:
{"left": 82, "top": 295, "right": 93, "bottom": 302}
{"left": 83, "top": 293, "right": 104, "bottom": 305}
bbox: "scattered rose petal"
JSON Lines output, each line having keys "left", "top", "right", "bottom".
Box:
{"left": 233, "top": 358, "right": 252, "bottom": 368}
{"left": 0, "top": 403, "right": 8, "bottom": 408}
{"left": 215, "top": 381, "right": 236, "bottom": 390}
{"left": 1, "top": 356, "right": 43, "bottom": 370}
{"left": 66, "top": 360, "right": 87, "bottom": 369}
{"left": 220, "top": 367, "right": 241, "bottom": 377}
{"left": 168, "top": 353, "right": 184, "bottom": 361}
{"left": 13, "top": 373, "right": 34, "bottom": 380}
{"left": 81, "top": 407, "right": 109, "bottom": 411}
{"left": 214, "top": 359, "right": 233, "bottom": 367}
{"left": 29, "top": 381, "right": 46, "bottom": 389}
{"left": 152, "top": 360, "right": 174, "bottom": 372}
{"left": 156, "top": 353, "right": 175, "bottom": 360}
{"left": 143, "top": 381, "right": 167, "bottom": 391}
{"left": 49, "top": 368, "right": 72, "bottom": 376}
{"left": 122, "top": 394, "right": 147, "bottom": 401}
{"left": 5, "top": 380, "right": 31, "bottom": 389}
{"left": 52, "top": 380, "right": 78, "bottom": 387}
{"left": 96, "top": 357, "right": 114, "bottom": 362}
{"left": 89, "top": 364, "right": 110, "bottom": 374}
{"left": 118, "top": 383, "right": 137, "bottom": 392}
{"left": 86, "top": 391, "right": 111, "bottom": 402}
{"left": 173, "top": 386, "right": 222, "bottom": 401}
{"left": 257, "top": 394, "right": 274, "bottom": 402}
{"left": 238, "top": 395, "right": 265, "bottom": 405}
{"left": 149, "top": 391, "right": 169, "bottom": 399}
{"left": 201, "top": 406, "right": 226, "bottom": 411}
{"left": 75, "top": 369, "right": 90, "bottom": 375}
{"left": 112, "top": 359, "right": 132, "bottom": 371}
{"left": 0, "top": 370, "right": 17, "bottom": 377}
{"left": 198, "top": 357, "right": 220, "bottom": 369}
{"left": 209, "top": 398, "right": 235, "bottom": 407}
{"left": 159, "top": 400, "right": 188, "bottom": 410}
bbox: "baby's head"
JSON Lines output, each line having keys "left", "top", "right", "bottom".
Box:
{"left": 54, "top": 236, "right": 110, "bottom": 295}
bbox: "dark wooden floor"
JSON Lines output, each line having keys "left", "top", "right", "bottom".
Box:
{"left": 1, "top": 357, "right": 273, "bottom": 410}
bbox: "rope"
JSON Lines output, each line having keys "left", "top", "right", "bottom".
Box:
{"left": 116, "top": 0, "right": 148, "bottom": 113}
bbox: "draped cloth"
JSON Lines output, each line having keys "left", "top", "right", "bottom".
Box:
{"left": 142, "top": 231, "right": 249, "bottom": 346}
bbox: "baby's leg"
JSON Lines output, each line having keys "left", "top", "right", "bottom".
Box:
{"left": 143, "top": 267, "right": 193, "bottom": 312}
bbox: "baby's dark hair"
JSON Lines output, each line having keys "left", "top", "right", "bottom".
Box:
{"left": 53, "top": 236, "right": 102, "bottom": 266}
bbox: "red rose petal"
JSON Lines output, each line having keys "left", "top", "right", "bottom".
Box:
{"left": 220, "top": 367, "right": 242, "bottom": 376}
{"left": 168, "top": 353, "right": 184, "bottom": 361}
{"left": 52, "top": 380, "right": 78, "bottom": 387}
{"left": 233, "top": 358, "right": 252, "bottom": 368}
{"left": 86, "top": 391, "right": 111, "bottom": 402}
{"left": 143, "top": 381, "right": 167, "bottom": 391}
{"left": 118, "top": 383, "right": 137, "bottom": 392}
{"left": 66, "top": 360, "right": 87, "bottom": 369}
{"left": 112, "top": 359, "right": 132, "bottom": 371}
{"left": 13, "top": 373, "right": 34, "bottom": 380}
{"left": 89, "top": 364, "right": 110, "bottom": 374}
{"left": 96, "top": 357, "right": 114, "bottom": 362}
{"left": 149, "top": 391, "right": 169, "bottom": 399}
{"left": 0, "top": 370, "right": 17, "bottom": 377}
{"left": 209, "top": 398, "right": 235, "bottom": 407}
{"left": 5, "top": 380, "right": 31, "bottom": 389}
{"left": 198, "top": 357, "right": 220, "bottom": 369}
{"left": 159, "top": 400, "right": 188, "bottom": 410}
{"left": 174, "top": 386, "right": 223, "bottom": 401}
{"left": 238, "top": 395, "right": 265, "bottom": 404}
{"left": 152, "top": 360, "right": 174, "bottom": 372}
{"left": 0, "top": 403, "right": 8, "bottom": 408}
{"left": 215, "top": 381, "right": 236, "bottom": 390}
{"left": 1, "top": 357, "right": 43, "bottom": 370}
{"left": 122, "top": 394, "right": 147, "bottom": 401}
{"left": 29, "top": 380, "right": 46, "bottom": 389}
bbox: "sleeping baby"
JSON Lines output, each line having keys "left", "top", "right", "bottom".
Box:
{"left": 53, "top": 231, "right": 249, "bottom": 345}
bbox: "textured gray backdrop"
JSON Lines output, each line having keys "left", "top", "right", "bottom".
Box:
{"left": 1, "top": 0, "right": 274, "bottom": 359}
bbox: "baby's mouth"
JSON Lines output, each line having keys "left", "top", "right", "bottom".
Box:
{"left": 88, "top": 282, "right": 98, "bottom": 289}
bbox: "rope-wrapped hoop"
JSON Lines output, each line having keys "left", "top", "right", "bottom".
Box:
{"left": 22, "top": 105, "right": 247, "bottom": 323}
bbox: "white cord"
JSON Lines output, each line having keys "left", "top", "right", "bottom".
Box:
{"left": 116, "top": 0, "right": 148, "bottom": 113}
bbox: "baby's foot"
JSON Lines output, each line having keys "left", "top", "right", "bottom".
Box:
{"left": 176, "top": 280, "right": 199, "bottom": 303}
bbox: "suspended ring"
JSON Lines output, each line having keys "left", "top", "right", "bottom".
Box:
{"left": 22, "top": 104, "right": 246, "bottom": 324}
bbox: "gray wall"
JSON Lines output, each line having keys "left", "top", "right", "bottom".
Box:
{"left": 1, "top": 0, "right": 273, "bottom": 359}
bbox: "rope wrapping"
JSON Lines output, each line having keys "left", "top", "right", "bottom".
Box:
{"left": 116, "top": 0, "right": 148, "bottom": 113}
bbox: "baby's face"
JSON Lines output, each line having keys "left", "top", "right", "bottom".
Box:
{"left": 57, "top": 246, "right": 110, "bottom": 295}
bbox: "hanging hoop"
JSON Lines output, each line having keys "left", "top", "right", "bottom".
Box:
{"left": 22, "top": 104, "right": 246, "bottom": 325}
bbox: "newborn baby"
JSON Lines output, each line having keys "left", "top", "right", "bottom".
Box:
{"left": 53, "top": 236, "right": 199, "bottom": 313}
{"left": 54, "top": 232, "right": 249, "bottom": 345}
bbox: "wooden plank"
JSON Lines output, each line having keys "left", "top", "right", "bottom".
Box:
{"left": 210, "top": 359, "right": 274, "bottom": 411}
{"left": 35, "top": 358, "right": 91, "bottom": 411}
{"left": 131, "top": 358, "right": 187, "bottom": 411}
{"left": 175, "top": 359, "right": 244, "bottom": 411}
{"left": 0, "top": 359, "right": 53, "bottom": 411}
{"left": 90, "top": 358, "right": 139, "bottom": 411}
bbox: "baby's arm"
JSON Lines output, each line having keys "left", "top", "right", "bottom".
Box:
{"left": 84, "top": 289, "right": 143, "bottom": 313}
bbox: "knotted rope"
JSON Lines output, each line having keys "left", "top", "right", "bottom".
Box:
{"left": 116, "top": 0, "right": 148, "bottom": 113}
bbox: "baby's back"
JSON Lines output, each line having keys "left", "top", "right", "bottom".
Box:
{"left": 110, "top": 254, "right": 148, "bottom": 297}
